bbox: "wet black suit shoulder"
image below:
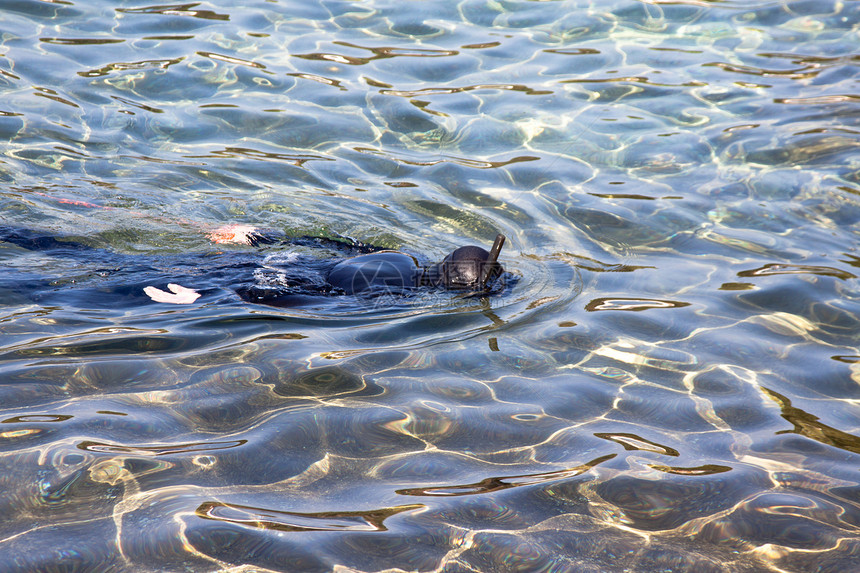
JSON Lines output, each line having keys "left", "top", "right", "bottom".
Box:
{"left": 0, "top": 227, "right": 422, "bottom": 308}
{"left": 235, "top": 235, "right": 426, "bottom": 306}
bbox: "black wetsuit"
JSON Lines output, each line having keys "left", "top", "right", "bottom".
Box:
{"left": 0, "top": 228, "right": 506, "bottom": 308}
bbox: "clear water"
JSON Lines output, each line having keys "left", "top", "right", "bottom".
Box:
{"left": 1, "top": 0, "right": 859, "bottom": 571}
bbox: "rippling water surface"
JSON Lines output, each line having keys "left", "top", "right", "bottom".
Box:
{"left": 1, "top": 0, "right": 860, "bottom": 571}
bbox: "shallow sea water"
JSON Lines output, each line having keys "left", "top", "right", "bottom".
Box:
{"left": 1, "top": 0, "right": 860, "bottom": 571}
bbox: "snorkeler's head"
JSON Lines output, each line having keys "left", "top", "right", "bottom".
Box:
{"left": 423, "top": 234, "right": 505, "bottom": 289}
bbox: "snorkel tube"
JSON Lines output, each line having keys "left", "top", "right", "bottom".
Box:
{"left": 480, "top": 233, "right": 506, "bottom": 290}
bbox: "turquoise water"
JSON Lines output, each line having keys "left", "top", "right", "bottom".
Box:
{"left": 1, "top": 0, "right": 860, "bottom": 571}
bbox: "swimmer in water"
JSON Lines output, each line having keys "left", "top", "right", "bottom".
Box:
{"left": 192, "top": 227, "right": 506, "bottom": 307}
{"left": 0, "top": 225, "right": 507, "bottom": 307}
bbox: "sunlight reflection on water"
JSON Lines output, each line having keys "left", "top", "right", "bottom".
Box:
{"left": 1, "top": 0, "right": 860, "bottom": 571}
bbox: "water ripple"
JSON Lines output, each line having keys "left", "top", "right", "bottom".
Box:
{"left": 116, "top": 3, "right": 230, "bottom": 21}
{"left": 3, "top": 0, "right": 860, "bottom": 570}
{"left": 77, "top": 439, "right": 247, "bottom": 456}
{"left": 195, "top": 501, "right": 423, "bottom": 532}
